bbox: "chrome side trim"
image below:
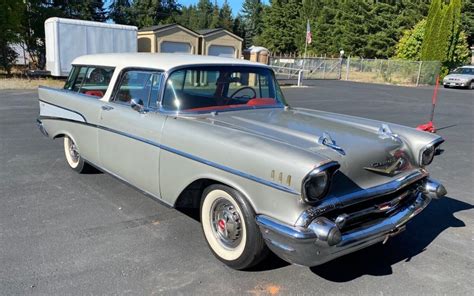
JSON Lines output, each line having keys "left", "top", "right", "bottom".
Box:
{"left": 39, "top": 99, "right": 87, "bottom": 122}
{"left": 295, "top": 169, "right": 429, "bottom": 227}
{"left": 39, "top": 116, "right": 300, "bottom": 195}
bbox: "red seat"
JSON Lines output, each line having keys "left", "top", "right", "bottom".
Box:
{"left": 246, "top": 98, "right": 276, "bottom": 106}
{"left": 84, "top": 90, "right": 104, "bottom": 97}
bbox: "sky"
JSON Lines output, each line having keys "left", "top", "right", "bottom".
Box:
{"left": 179, "top": 0, "right": 269, "bottom": 15}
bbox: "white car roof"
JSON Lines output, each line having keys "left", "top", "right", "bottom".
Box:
{"left": 72, "top": 53, "right": 268, "bottom": 71}
{"left": 459, "top": 65, "right": 474, "bottom": 68}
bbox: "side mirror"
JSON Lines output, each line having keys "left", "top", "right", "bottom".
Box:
{"left": 130, "top": 98, "right": 146, "bottom": 113}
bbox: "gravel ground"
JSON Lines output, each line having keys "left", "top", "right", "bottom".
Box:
{"left": 1, "top": 81, "right": 473, "bottom": 295}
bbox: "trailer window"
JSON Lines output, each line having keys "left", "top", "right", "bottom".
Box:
{"left": 67, "top": 66, "right": 114, "bottom": 98}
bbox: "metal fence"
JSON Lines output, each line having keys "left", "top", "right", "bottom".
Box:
{"left": 269, "top": 56, "right": 441, "bottom": 86}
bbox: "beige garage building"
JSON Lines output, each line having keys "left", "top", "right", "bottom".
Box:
{"left": 137, "top": 24, "right": 200, "bottom": 54}
{"left": 197, "top": 28, "right": 243, "bottom": 58}
{"left": 137, "top": 24, "right": 243, "bottom": 58}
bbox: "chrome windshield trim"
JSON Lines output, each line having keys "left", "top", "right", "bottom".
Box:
{"left": 295, "top": 169, "right": 429, "bottom": 227}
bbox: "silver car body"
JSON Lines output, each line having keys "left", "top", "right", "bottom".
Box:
{"left": 442, "top": 65, "right": 474, "bottom": 88}
{"left": 37, "top": 53, "right": 446, "bottom": 266}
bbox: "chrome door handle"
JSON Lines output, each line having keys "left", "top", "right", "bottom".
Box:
{"left": 101, "top": 105, "right": 114, "bottom": 111}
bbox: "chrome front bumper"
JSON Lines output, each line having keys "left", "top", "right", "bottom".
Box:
{"left": 256, "top": 178, "right": 446, "bottom": 267}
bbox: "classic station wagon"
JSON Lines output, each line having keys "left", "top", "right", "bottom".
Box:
{"left": 37, "top": 53, "right": 447, "bottom": 269}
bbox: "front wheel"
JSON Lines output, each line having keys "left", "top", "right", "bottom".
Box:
{"left": 200, "top": 184, "right": 268, "bottom": 270}
{"left": 63, "top": 136, "right": 91, "bottom": 173}
{"left": 469, "top": 81, "right": 474, "bottom": 89}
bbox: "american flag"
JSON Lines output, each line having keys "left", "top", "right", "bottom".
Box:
{"left": 306, "top": 20, "right": 312, "bottom": 44}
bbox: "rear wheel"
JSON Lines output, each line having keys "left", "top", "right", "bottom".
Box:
{"left": 200, "top": 184, "right": 268, "bottom": 270}
{"left": 63, "top": 136, "right": 90, "bottom": 173}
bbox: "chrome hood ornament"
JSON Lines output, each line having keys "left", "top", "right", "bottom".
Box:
{"left": 318, "top": 132, "right": 346, "bottom": 155}
{"left": 378, "top": 124, "right": 402, "bottom": 143}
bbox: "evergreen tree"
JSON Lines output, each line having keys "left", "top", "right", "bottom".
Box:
{"left": 209, "top": 1, "right": 220, "bottom": 29}
{"left": 395, "top": 18, "right": 469, "bottom": 66}
{"left": 197, "top": 0, "right": 213, "bottom": 29}
{"left": 219, "top": 0, "right": 234, "bottom": 31}
{"left": 461, "top": 0, "right": 473, "bottom": 46}
{"left": 56, "top": 0, "right": 107, "bottom": 22}
{"left": 258, "top": 0, "right": 302, "bottom": 53}
{"left": 0, "top": 0, "right": 24, "bottom": 74}
{"left": 421, "top": 0, "right": 465, "bottom": 73}
{"left": 109, "top": 0, "right": 133, "bottom": 25}
{"left": 395, "top": 19, "right": 427, "bottom": 60}
{"left": 241, "top": 0, "right": 264, "bottom": 48}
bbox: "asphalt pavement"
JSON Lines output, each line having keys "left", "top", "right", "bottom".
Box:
{"left": 1, "top": 81, "right": 473, "bottom": 295}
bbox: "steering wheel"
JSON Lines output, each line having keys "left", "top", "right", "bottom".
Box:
{"left": 229, "top": 86, "right": 257, "bottom": 100}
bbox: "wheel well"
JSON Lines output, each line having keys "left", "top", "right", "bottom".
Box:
{"left": 174, "top": 178, "right": 224, "bottom": 209}
{"left": 53, "top": 133, "right": 66, "bottom": 139}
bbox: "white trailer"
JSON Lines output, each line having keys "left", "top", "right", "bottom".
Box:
{"left": 45, "top": 17, "right": 137, "bottom": 76}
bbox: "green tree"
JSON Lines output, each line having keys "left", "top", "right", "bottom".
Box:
{"left": 258, "top": 0, "right": 302, "bottom": 53}
{"left": 395, "top": 19, "right": 427, "bottom": 60}
{"left": 241, "top": 0, "right": 264, "bottom": 48}
{"left": 421, "top": 0, "right": 466, "bottom": 74}
{"left": 128, "top": 0, "right": 180, "bottom": 27}
{"left": 219, "top": 0, "right": 234, "bottom": 31}
{"left": 0, "top": 0, "right": 24, "bottom": 74}
{"left": 460, "top": 0, "right": 473, "bottom": 46}
{"left": 55, "top": 0, "right": 107, "bottom": 22}
{"left": 196, "top": 0, "right": 213, "bottom": 29}
{"left": 109, "top": 0, "right": 133, "bottom": 25}
{"left": 395, "top": 18, "right": 469, "bottom": 66}
{"left": 209, "top": 1, "right": 220, "bottom": 28}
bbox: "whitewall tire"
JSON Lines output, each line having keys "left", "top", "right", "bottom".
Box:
{"left": 63, "top": 136, "right": 90, "bottom": 173}
{"left": 200, "top": 184, "right": 268, "bottom": 270}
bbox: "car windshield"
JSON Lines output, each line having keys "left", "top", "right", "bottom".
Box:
{"left": 162, "top": 66, "right": 286, "bottom": 112}
{"left": 451, "top": 67, "right": 474, "bottom": 75}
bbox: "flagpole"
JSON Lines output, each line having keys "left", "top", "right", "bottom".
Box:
{"left": 302, "top": 20, "right": 309, "bottom": 86}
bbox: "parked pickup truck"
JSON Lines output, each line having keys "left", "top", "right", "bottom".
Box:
{"left": 37, "top": 53, "right": 447, "bottom": 270}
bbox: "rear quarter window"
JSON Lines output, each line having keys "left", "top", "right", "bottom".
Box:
{"left": 64, "top": 65, "right": 115, "bottom": 98}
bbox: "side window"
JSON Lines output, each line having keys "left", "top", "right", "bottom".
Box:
{"left": 71, "top": 67, "right": 88, "bottom": 92}
{"left": 80, "top": 67, "right": 114, "bottom": 97}
{"left": 67, "top": 66, "right": 114, "bottom": 98}
{"left": 64, "top": 66, "right": 79, "bottom": 90}
{"left": 114, "top": 70, "right": 162, "bottom": 107}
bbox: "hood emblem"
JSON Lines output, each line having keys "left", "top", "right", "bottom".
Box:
{"left": 318, "top": 132, "right": 346, "bottom": 155}
{"left": 378, "top": 124, "right": 402, "bottom": 143}
{"left": 364, "top": 157, "right": 405, "bottom": 176}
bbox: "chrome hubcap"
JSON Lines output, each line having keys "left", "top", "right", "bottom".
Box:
{"left": 211, "top": 198, "right": 242, "bottom": 248}
{"left": 68, "top": 140, "right": 79, "bottom": 162}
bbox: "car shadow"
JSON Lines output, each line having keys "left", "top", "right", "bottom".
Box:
{"left": 309, "top": 195, "right": 472, "bottom": 282}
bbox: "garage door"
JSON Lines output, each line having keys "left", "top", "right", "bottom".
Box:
{"left": 160, "top": 42, "right": 191, "bottom": 53}
{"left": 208, "top": 45, "right": 235, "bottom": 57}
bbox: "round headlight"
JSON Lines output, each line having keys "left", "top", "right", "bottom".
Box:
{"left": 301, "top": 162, "right": 340, "bottom": 204}
{"left": 420, "top": 145, "right": 435, "bottom": 166}
{"left": 304, "top": 171, "right": 328, "bottom": 199}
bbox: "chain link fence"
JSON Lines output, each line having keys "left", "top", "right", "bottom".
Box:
{"left": 269, "top": 56, "right": 441, "bottom": 86}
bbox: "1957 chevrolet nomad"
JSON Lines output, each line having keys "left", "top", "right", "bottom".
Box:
{"left": 37, "top": 53, "right": 447, "bottom": 270}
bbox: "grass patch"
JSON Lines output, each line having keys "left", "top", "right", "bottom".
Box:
{"left": 0, "top": 78, "right": 64, "bottom": 90}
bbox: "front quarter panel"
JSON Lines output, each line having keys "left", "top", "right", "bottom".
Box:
{"left": 159, "top": 114, "right": 332, "bottom": 225}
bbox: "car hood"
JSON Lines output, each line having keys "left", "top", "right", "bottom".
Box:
{"left": 195, "top": 107, "right": 420, "bottom": 189}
